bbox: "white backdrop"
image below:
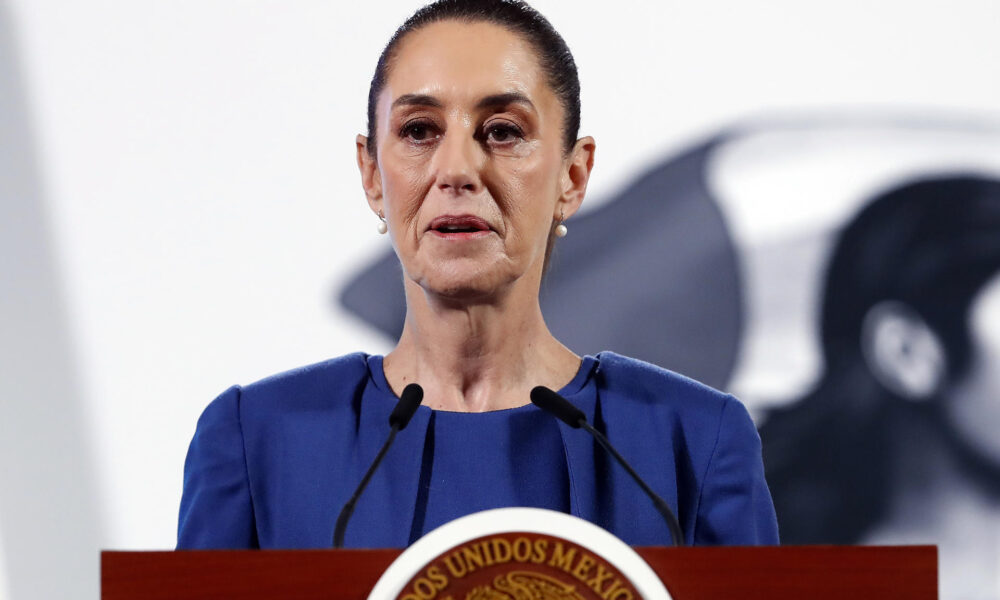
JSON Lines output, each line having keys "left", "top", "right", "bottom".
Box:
{"left": 2, "top": 1, "right": 999, "bottom": 598}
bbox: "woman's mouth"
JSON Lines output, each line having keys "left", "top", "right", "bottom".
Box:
{"left": 427, "top": 215, "right": 493, "bottom": 239}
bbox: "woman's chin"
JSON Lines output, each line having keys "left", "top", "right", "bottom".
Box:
{"left": 423, "top": 279, "right": 502, "bottom": 302}
{"left": 415, "top": 267, "right": 516, "bottom": 303}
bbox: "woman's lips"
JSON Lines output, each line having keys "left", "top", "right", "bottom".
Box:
{"left": 427, "top": 215, "right": 494, "bottom": 240}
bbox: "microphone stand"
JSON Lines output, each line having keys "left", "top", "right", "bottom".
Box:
{"left": 332, "top": 383, "right": 423, "bottom": 548}
{"left": 530, "top": 385, "right": 684, "bottom": 546}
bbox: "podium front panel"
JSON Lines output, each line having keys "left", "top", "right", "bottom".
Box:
{"left": 102, "top": 545, "right": 935, "bottom": 599}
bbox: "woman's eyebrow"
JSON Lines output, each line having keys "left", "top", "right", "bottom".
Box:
{"left": 476, "top": 92, "right": 535, "bottom": 111}
{"left": 390, "top": 92, "right": 535, "bottom": 111}
{"left": 391, "top": 94, "right": 443, "bottom": 109}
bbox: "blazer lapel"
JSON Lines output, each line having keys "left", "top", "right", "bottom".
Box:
{"left": 347, "top": 397, "right": 431, "bottom": 548}
{"left": 556, "top": 388, "right": 600, "bottom": 525}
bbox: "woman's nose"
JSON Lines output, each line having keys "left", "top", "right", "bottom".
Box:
{"left": 431, "top": 129, "right": 483, "bottom": 195}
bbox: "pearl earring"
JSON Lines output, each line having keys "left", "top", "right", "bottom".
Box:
{"left": 376, "top": 210, "right": 388, "bottom": 235}
{"left": 555, "top": 210, "right": 568, "bottom": 237}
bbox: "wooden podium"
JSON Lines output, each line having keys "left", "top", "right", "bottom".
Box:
{"left": 102, "top": 545, "right": 936, "bottom": 599}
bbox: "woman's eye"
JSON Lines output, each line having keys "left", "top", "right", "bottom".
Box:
{"left": 486, "top": 124, "right": 523, "bottom": 144}
{"left": 401, "top": 122, "right": 438, "bottom": 142}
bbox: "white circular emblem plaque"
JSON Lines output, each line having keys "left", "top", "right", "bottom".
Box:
{"left": 368, "top": 507, "right": 672, "bottom": 599}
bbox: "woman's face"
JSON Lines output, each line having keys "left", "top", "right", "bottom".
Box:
{"left": 945, "top": 269, "right": 1000, "bottom": 463}
{"left": 358, "top": 20, "right": 593, "bottom": 300}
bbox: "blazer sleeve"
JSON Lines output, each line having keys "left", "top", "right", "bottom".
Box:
{"left": 692, "top": 395, "right": 779, "bottom": 545}
{"left": 177, "top": 385, "right": 259, "bottom": 549}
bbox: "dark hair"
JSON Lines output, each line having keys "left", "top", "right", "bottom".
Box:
{"left": 365, "top": 0, "right": 581, "bottom": 159}
{"left": 820, "top": 175, "right": 1000, "bottom": 383}
{"left": 762, "top": 174, "right": 1000, "bottom": 544}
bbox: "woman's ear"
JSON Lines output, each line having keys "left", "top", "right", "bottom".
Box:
{"left": 861, "top": 301, "right": 947, "bottom": 401}
{"left": 557, "top": 136, "right": 596, "bottom": 219}
{"left": 356, "top": 134, "right": 383, "bottom": 213}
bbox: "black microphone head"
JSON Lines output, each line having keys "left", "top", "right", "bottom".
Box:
{"left": 530, "top": 386, "right": 585, "bottom": 428}
{"left": 389, "top": 383, "right": 424, "bottom": 430}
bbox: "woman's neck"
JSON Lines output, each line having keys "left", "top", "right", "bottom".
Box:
{"left": 870, "top": 410, "right": 1000, "bottom": 542}
{"left": 382, "top": 281, "right": 580, "bottom": 412}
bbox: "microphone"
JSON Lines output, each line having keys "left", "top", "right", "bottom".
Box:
{"left": 332, "top": 383, "right": 424, "bottom": 548}
{"left": 530, "top": 386, "right": 685, "bottom": 546}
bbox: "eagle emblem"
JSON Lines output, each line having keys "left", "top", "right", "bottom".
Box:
{"left": 464, "top": 571, "right": 586, "bottom": 600}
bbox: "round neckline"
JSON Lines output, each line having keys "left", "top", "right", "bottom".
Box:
{"left": 365, "top": 353, "right": 598, "bottom": 415}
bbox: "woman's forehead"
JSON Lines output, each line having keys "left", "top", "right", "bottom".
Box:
{"left": 381, "top": 20, "right": 552, "bottom": 110}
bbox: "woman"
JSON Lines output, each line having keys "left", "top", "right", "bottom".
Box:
{"left": 178, "top": 0, "right": 777, "bottom": 549}
{"left": 761, "top": 175, "right": 1000, "bottom": 594}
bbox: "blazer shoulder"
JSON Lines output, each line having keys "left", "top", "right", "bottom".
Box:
{"left": 594, "top": 351, "right": 732, "bottom": 416}
{"left": 239, "top": 352, "right": 371, "bottom": 413}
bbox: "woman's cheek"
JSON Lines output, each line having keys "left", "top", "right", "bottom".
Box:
{"left": 382, "top": 162, "right": 431, "bottom": 233}
{"left": 507, "top": 138, "right": 541, "bottom": 159}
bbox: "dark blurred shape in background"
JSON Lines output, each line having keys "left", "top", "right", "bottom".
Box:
{"left": 762, "top": 175, "right": 1000, "bottom": 542}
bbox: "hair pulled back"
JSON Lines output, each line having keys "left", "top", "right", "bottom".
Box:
{"left": 366, "top": 0, "right": 581, "bottom": 158}
{"left": 820, "top": 175, "right": 1000, "bottom": 383}
{"left": 763, "top": 174, "right": 1000, "bottom": 545}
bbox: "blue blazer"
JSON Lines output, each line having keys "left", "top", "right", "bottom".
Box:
{"left": 177, "top": 352, "right": 778, "bottom": 548}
